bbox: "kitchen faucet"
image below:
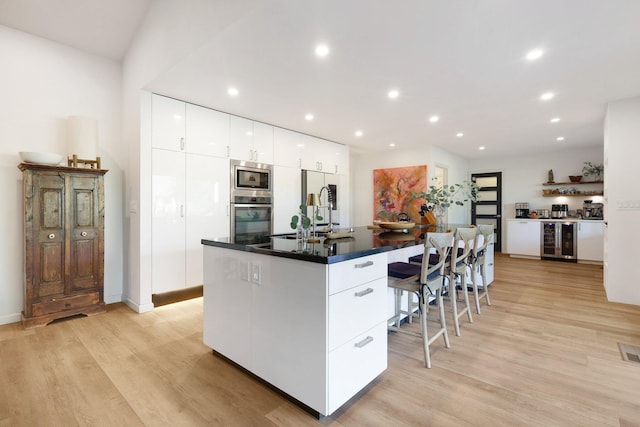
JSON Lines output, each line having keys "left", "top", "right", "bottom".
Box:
{"left": 319, "top": 185, "right": 334, "bottom": 233}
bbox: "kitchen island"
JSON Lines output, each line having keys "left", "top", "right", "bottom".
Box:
{"left": 201, "top": 225, "right": 489, "bottom": 417}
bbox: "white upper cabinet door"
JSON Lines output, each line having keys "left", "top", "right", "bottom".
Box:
{"left": 151, "top": 149, "right": 186, "bottom": 293}
{"left": 152, "top": 94, "right": 186, "bottom": 151}
{"left": 186, "top": 104, "right": 230, "bottom": 158}
{"left": 185, "top": 154, "right": 230, "bottom": 287}
{"left": 299, "top": 135, "right": 323, "bottom": 171}
{"left": 273, "top": 127, "right": 302, "bottom": 168}
{"left": 331, "top": 143, "right": 349, "bottom": 175}
{"left": 252, "top": 122, "right": 274, "bottom": 164}
{"left": 229, "top": 116, "right": 255, "bottom": 162}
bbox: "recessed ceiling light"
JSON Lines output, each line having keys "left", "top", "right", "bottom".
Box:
{"left": 550, "top": 117, "right": 560, "bottom": 123}
{"left": 315, "top": 44, "right": 330, "bottom": 57}
{"left": 456, "top": 132, "right": 464, "bottom": 137}
{"left": 173, "top": 114, "right": 182, "bottom": 120}
{"left": 540, "top": 92, "right": 555, "bottom": 101}
{"left": 246, "top": 131, "right": 253, "bottom": 136}
{"left": 388, "top": 90, "right": 399, "bottom": 99}
{"left": 355, "top": 130, "right": 363, "bottom": 137}
{"left": 556, "top": 136, "right": 565, "bottom": 141}
{"left": 479, "top": 146, "right": 485, "bottom": 150}
{"left": 389, "top": 143, "right": 396, "bottom": 147}
{"left": 227, "top": 87, "right": 239, "bottom": 96}
{"left": 526, "top": 48, "right": 544, "bottom": 61}
{"left": 429, "top": 115, "right": 439, "bottom": 123}
{"left": 305, "top": 113, "right": 314, "bottom": 121}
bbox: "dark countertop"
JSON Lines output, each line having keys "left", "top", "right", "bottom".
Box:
{"left": 201, "top": 224, "right": 470, "bottom": 264}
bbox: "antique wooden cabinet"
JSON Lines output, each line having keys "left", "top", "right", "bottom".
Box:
{"left": 19, "top": 163, "right": 107, "bottom": 328}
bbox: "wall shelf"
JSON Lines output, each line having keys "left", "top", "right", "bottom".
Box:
{"left": 543, "top": 181, "right": 603, "bottom": 186}
{"left": 542, "top": 193, "right": 603, "bottom": 197}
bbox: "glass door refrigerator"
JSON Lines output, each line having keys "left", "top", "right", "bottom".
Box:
{"left": 540, "top": 221, "right": 577, "bottom": 262}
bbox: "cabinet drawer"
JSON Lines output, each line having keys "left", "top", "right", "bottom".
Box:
{"left": 329, "top": 277, "right": 387, "bottom": 350}
{"left": 328, "top": 253, "right": 386, "bottom": 295}
{"left": 32, "top": 292, "right": 100, "bottom": 317}
{"left": 328, "top": 321, "right": 387, "bottom": 414}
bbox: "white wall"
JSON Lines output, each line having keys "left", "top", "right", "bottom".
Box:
{"left": 351, "top": 146, "right": 470, "bottom": 227}
{"left": 604, "top": 96, "right": 640, "bottom": 305}
{"left": 0, "top": 25, "right": 124, "bottom": 325}
{"left": 469, "top": 146, "right": 603, "bottom": 251}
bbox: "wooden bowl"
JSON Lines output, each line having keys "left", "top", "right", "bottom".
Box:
{"left": 378, "top": 221, "right": 416, "bottom": 230}
{"left": 569, "top": 175, "right": 582, "bottom": 183}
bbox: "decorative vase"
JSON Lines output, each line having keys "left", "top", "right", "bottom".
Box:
{"left": 433, "top": 205, "right": 446, "bottom": 226}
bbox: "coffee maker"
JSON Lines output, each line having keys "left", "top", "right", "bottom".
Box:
{"left": 551, "top": 204, "right": 568, "bottom": 218}
{"left": 515, "top": 202, "right": 530, "bottom": 218}
{"left": 583, "top": 200, "right": 604, "bottom": 219}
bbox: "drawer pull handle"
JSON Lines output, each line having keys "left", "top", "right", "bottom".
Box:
{"left": 355, "top": 288, "right": 374, "bottom": 297}
{"left": 48, "top": 233, "right": 55, "bottom": 239}
{"left": 355, "top": 336, "right": 374, "bottom": 348}
{"left": 354, "top": 261, "right": 374, "bottom": 268}
{"left": 81, "top": 231, "right": 87, "bottom": 237}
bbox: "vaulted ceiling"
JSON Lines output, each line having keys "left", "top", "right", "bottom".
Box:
{"left": 2, "top": 0, "right": 639, "bottom": 159}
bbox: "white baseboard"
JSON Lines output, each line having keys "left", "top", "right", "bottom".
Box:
{"left": 0, "top": 312, "right": 22, "bottom": 326}
{"left": 123, "top": 297, "right": 154, "bottom": 313}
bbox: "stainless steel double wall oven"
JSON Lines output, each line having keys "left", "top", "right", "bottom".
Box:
{"left": 230, "top": 160, "right": 273, "bottom": 245}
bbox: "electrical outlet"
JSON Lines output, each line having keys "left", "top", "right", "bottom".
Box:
{"left": 616, "top": 199, "right": 640, "bottom": 210}
{"left": 251, "top": 263, "right": 261, "bottom": 284}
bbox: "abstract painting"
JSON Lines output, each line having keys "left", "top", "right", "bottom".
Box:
{"left": 373, "top": 165, "right": 427, "bottom": 221}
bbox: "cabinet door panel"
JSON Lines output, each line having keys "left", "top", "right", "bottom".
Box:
{"left": 152, "top": 149, "right": 186, "bottom": 293}
{"left": 185, "top": 154, "right": 230, "bottom": 287}
{"left": 152, "top": 95, "right": 185, "bottom": 151}
{"left": 272, "top": 166, "right": 301, "bottom": 234}
{"left": 34, "top": 174, "right": 65, "bottom": 298}
{"left": 273, "top": 127, "right": 301, "bottom": 168}
{"left": 186, "top": 103, "right": 229, "bottom": 157}
{"left": 69, "top": 175, "right": 100, "bottom": 291}
{"left": 229, "top": 116, "right": 254, "bottom": 161}
{"left": 252, "top": 121, "right": 274, "bottom": 164}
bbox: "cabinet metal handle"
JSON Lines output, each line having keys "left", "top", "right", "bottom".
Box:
{"left": 48, "top": 233, "right": 55, "bottom": 239}
{"left": 354, "top": 336, "right": 374, "bottom": 348}
{"left": 81, "top": 231, "right": 87, "bottom": 237}
{"left": 180, "top": 137, "right": 185, "bottom": 150}
{"left": 180, "top": 204, "right": 184, "bottom": 218}
{"left": 355, "top": 288, "right": 374, "bottom": 297}
{"left": 226, "top": 146, "right": 230, "bottom": 158}
{"left": 354, "top": 260, "right": 374, "bottom": 268}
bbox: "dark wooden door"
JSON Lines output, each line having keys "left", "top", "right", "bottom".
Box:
{"left": 471, "top": 172, "right": 502, "bottom": 252}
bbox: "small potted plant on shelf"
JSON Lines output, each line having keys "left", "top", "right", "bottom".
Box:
{"left": 582, "top": 162, "right": 604, "bottom": 182}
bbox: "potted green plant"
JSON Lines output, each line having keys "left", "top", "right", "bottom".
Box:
{"left": 582, "top": 162, "right": 604, "bottom": 181}
{"left": 411, "top": 178, "right": 478, "bottom": 224}
{"left": 290, "top": 204, "right": 322, "bottom": 243}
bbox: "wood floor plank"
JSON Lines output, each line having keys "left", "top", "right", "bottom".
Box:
{"left": 1, "top": 254, "right": 639, "bottom": 425}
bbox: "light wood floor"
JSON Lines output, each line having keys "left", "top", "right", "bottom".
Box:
{"left": 2, "top": 255, "right": 640, "bottom": 426}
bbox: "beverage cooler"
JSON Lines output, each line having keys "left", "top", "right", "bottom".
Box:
{"left": 540, "top": 221, "right": 577, "bottom": 262}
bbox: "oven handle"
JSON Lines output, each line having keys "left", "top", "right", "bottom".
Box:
{"left": 231, "top": 203, "right": 273, "bottom": 208}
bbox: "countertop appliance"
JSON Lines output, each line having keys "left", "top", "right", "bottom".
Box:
{"left": 541, "top": 221, "right": 577, "bottom": 262}
{"left": 583, "top": 200, "right": 604, "bottom": 219}
{"left": 551, "top": 204, "right": 568, "bottom": 218}
{"left": 515, "top": 202, "right": 530, "bottom": 218}
{"left": 230, "top": 160, "right": 273, "bottom": 245}
{"left": 537, "top": 209, "right": 550, "bottom": 219}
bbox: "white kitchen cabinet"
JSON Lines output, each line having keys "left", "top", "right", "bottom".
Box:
{"left": 152, "top": 149, "right": 229, "bottom": 294}
{"left": 507, "top": 219, "right": 541, "bottom": 257}
{"left": 203, "top": 247, "right": 387, "bottom": 416}
{"left": 151, "top": 94, "right": 185, "bottom": 151}
{"left": 273, "top": 127, "right": 302, "bottom": 168}
{"left": 272, "top": 165, "right": 302, "bottom": 234}
{"left": 299, "top": 135, "right": 347, "bottom": 174}
{"left": 185, "top": 103, "right": 229, "bottom": 157}
{"left": 577, "top": 221, "right": 605, "bottom": 262}
{"left": 229, "top": 116, "right": 274, "bottom": 163}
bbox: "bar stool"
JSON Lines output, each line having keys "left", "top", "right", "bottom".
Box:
{"left": 458, "top": 226, "right": 491, "bottom": 314}
{"left": 387, "top": 232, "right": 453, "bottom": 368}
{"left": 448, "top": 232, "right": 475, "bottom": 336}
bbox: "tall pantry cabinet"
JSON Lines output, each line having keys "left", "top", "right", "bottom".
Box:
{"left": 20, "top": 163, "right": 107, "bottom": 329}
{"left": 151, "top": 94, "right": 230, "bottom": 294}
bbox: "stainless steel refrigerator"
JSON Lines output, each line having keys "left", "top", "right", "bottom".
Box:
{"left": 301, "top": 169, "right": 340, "bottom": 229}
